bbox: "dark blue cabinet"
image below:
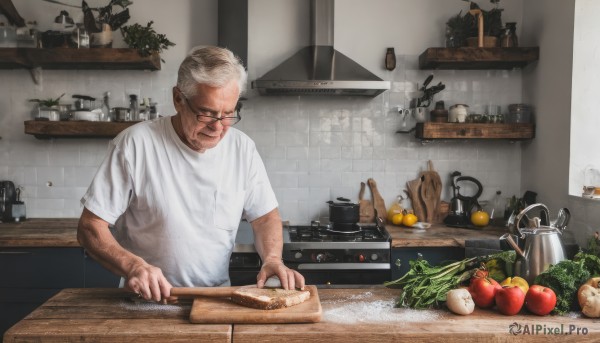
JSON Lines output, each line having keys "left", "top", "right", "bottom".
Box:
{"left": 0, "top": 247, "right": 119, "bottom": 342}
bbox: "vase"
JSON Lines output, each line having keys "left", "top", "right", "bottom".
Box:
{"left": 90, "top": 23, "right": 112, "bottom": 48}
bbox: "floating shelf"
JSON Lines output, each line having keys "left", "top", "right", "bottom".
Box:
{"left": 0, "top": 48, "right": 160, "bottom": 70}
{"left": 414, "top": 122, "right": 535, "bottom": 140}
{"left": 419, "top": 47, "right": 539, "bottom": 70}
{"left": 24, "top": 120, "right": 140, "bottom": 139}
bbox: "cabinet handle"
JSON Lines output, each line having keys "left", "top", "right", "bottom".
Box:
{"left": 0, "top": 251, "right": 33, "bottom": 255}
{"left": 394, "top": 258, "right": 402, "bottom": 269}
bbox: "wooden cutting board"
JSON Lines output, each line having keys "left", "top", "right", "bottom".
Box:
{"left": 420, "top": 160, "right": 443, "bottom": 223}
{"left": 367, "top": 178, "right": 387, "bottom": 224}
{"left": 186, "top": 285, "right": 321, "bottom": 324}
{"left": 358, "top": 181, "right": 375, "bottom": 223}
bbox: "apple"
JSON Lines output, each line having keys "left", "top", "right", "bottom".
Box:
{"left": 469, "top": 277, "right": 501, "bottom": 308}
{"left": 525, "top": 285, "right": 557, "bottom": 315}
{"left": 495, "top": 286, "right": 525, "bottom": 315}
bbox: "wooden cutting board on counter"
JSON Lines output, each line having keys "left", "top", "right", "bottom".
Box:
{"left": 176, "top": 285, "right": 322, "bottom": 324}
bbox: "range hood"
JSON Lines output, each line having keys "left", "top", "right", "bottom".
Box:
{"left": 252, "top": 0, "right": 390, "bottom": 97}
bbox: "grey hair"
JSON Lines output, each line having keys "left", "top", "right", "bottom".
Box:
{"left": 177, "top": 46, "right": 247, "bottom": 98}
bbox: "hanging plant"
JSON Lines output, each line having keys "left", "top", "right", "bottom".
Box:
{"left": 121, "top": 21, "right": 175, "bottom": 62}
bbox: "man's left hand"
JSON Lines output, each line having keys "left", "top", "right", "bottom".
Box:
{"left": 256, "top": 259, "right": 305, "bottom": 290}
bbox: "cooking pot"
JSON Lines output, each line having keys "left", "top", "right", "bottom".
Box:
{"left": 327, "top": 197, "right": 360, "bottom": 224}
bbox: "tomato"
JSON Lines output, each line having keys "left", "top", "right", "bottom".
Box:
{"left": 391, "top": 213, "right": 404, "bottom": 225}
{"left": 402, "top": 213, "right": 418, "bottom": 227}
{"left": 469, "top": 276, "right": 501, "bottom": 308}
{"left": 525, "top": 285, "right": 557, "bottom": 316}
{"left": 495, "top": 286, "right": 525, "bottom": 316}
{"left": 470, "top": 210, "right": 490, "bottom": 227}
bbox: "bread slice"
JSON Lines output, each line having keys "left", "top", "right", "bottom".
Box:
{"left": 231, "top": 287, "right": 311, "bottom": 310}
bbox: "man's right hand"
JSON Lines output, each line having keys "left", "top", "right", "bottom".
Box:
{"left": 125, "top": 261, "right": 173, "bottom": 302}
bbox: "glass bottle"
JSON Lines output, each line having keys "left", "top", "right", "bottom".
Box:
{"left": 387, "top": 195, "right": 404, "bottom": 222}
{"left": 486, "top": 190, "right": 505, "bottom": 226}
{"left": 129, "top": 94, "right": 139, "bottom": 121}
{"left": 385, "top": 48, "right": 396, "bottom": 71}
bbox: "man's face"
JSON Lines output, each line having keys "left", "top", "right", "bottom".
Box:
{"left": 173, "top": 80, "right": 240, "bottom": 152}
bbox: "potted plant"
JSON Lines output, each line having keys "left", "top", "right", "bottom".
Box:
{"left": 464, "top": 0, "right": 503, "bottom": 47}
{"left": 81, "top": 0, "right": 132, "bottom": 47}
{"left": 29, "top": 93, "right": 65, "bottom": 121}
{"left": 446, "top": 0, "right": 503, "bottom": 47}
{"left": 120, "top": 21, "right": 175, "bottom": 62}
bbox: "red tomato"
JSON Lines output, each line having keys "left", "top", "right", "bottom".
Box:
{"left": 469, "top": 277, "right": 501, "bottom": 308}
{"left": 495, "top": 286, "right": 525, "bottom": 315}
{"left": 525, "top": 285, "right": 557, "bottom": 315}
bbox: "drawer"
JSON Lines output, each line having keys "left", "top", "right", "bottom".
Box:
{"left": 0, "top": 248, "right": 84, "bottom": 288}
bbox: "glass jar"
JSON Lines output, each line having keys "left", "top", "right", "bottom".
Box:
{"left": 0, "top": 22, "right": 17, "bottom": 48}
{"left": 500, "top": 22, "right": 518, "bottom": 47}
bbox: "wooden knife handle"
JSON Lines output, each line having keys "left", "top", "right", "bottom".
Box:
{"left": 170, "top": 286, "right": 238, "bottom": 298}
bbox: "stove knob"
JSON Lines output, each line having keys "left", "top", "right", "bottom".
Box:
{"left": 316, "top": 253, "right": 326, "bottom": 262}
{"left": 294, "top": 252, "right": 303, "bottom": 259}
{"left": 370, "top": 253, "right": 379, "bottom": 261}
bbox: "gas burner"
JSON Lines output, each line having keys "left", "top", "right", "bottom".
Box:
{"left": 286, "top": 221, "right": 389, "bottom": 243}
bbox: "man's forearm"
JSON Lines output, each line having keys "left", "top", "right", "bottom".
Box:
{"left": 77, "top": 208, "right": 145, "bottom": 278}
{"left": 251, "top": 208, "right": 283, "bottom": 263}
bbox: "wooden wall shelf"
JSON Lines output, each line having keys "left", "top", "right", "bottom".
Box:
{"left": 0, "top": 48, "right": 160, "bottom": 70}
{"left": 414, "top": 122, "right": 535, "bottom": 140}
{"left": 419, "top": 47, "right": 539, "bottom": 70}
{"left": 24, "top": 120, "right": 140, "bottom": 139}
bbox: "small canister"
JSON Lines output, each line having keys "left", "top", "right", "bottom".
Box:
{"left": 430, "top": 101, "right": 449, "bottom": 123}
{"left": 448, "top": 104, "right": 469, "bottom": 123}
{"left": 113, "top": 107, "right": 130, "bottom": 122}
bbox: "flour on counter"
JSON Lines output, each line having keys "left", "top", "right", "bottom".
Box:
{"left": 118, "top": 300, "right": 187, "bottom": 313}
{"left": 324, "top": 298, "right": 443, "bottom": 324}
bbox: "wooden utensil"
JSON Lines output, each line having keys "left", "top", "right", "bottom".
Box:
{"left": 171, "top": 286, "right": 238, "bottom": 298}
{"left": 406, "top": 176, "right": 426, "bottom": 222}
{"left": 172, "top": 286, "right": 322, "bottom": 324}
{"left": 358, "top": 181, "right": 375, "bottom": 223}
{"left": 367, "top": 178, "right": 387, "bottom": 224}
{"left": 420, "top": 160, "right": 443, "bottom": 223}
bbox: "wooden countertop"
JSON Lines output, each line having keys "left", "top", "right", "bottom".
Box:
{"left": 0, "top": 218, "right": 507, "bottom": 249}
{"left": 0, "top": 218, "right": 79, "bottom": 247}
{"left": 3, "top": 288, "right": 231, "bottom": 343}
{"left": 386, "top": 223, "right": 506, "bottom": 248}
{"left": 5, "top": 287, "right": 598, "bottom": 342}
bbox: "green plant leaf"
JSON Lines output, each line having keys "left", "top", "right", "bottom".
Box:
{"left": 121, "top": 21, "right": 175, "bottom": 63}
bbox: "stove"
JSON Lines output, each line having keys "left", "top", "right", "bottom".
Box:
{"left": 282, "top": 221, "right": 391, "bottom": 285}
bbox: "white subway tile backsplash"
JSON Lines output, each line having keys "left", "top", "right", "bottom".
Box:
{"left": 0, "top": 53, "right": 527, "bottom": 222}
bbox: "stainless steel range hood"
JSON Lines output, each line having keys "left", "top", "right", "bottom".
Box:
{"left": 252, "top": 0, "right": 390, "bottom": 97}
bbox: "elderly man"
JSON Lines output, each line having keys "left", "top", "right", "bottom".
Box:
{"left": 78, "top": 46, "right": 304, "bottom": 302}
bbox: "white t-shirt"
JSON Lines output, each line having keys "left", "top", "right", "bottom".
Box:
{"left": 81, "top": 116, "right": 278, "bottom": 287}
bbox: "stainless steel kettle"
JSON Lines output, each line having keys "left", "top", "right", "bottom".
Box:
{"left": 500, "top": 203, "right": 566, "bottom": 284}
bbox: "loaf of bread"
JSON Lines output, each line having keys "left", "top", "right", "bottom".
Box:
{"left": 231, "top": 287, "right": 311, "bottom": 310}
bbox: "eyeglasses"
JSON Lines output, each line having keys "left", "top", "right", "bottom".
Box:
{"left": 178, "top": 89, "right": 242, "bottom": 126}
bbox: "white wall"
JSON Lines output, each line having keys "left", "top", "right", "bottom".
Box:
{"left": 569, "top": 0, "right": 600, "bottom": 195}
{"left": 522, "top": 0, "right": 600, "bottom": 247}
{"left": 1, "top": 0, "right": 530, "bottom": 225}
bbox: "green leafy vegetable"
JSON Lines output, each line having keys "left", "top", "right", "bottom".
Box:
{"left": 384, "top": 251, "right": 515, "bottom": 309}
{"left": 534, "top": 252, "right": 600, "bottom": 315}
